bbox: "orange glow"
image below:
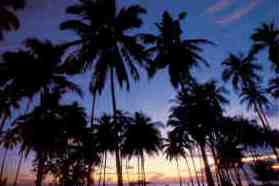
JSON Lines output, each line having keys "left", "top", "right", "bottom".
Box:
{"left": 272, "top": 163, "right": 279, "bottom": 170}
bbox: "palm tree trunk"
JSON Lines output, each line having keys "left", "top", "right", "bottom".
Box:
{"left": 0, "top": 148, "right": 8, "bottom": 181}
{"left": 140, "top": 152, "right": 146, "bottom": 186}
{"left": 103, "top": 152, "right": 107, "bottom": 186}
{"left": 90, "top": 92, "right": 97, "bottom": 128}
{"left": 98, "top": 158, "right": 103, "bottom": 186}
{"left": 209, "top": 144, "right": 222, "bottom": 186}
{"left": 0, "top": 114, "right": 8, "bottom": 133}
{"left": 137, "top": 156, "right": 141, "bottom": 186}
{"left": 189, "top": 150, "right": 202, "bottom": 186}
{"left": 13, "top": 153, "right": 24, "bottom": 186}
{"left": 87, "top": 161, "right": 94, "bottom": 186}
{"left": 35, "top": 152, "right": 46, "bottom": 186}
{"left": 126, "top": 159, "right": 130, "bottom": 185}
{"left": 110, "top": 69, "right": 123, "bottom": 186}
{"left": 199, "top": 144, "right": 215, "bottom": 186}
{"left": 175, "top": 157, "right": 183, "bottom": 186}
{"left": 185, "top": 157, "right": 194, "bottom": 186}
{"left": 233, "top": 166, "right": 243, "bottom": 186}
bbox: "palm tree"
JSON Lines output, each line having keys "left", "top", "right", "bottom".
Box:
{"left": 61, "top": 2, "right": 148, "bottom": 184}
{"left": 168, "top": 81, "right": 228, "bottom": 186}
{"left": 0, "top": 0, "right": 25, "bottom": 40}
{"left": 0, "top": 38, "right": 82, "bottom": 133}
{"left": 78, "top": 127, "right": 101, "bottom": 186}
{"left": 1, "top": 38, "right": 82, "bottom": 99}
{"left": 251, "top": 23, "right": 279, "bottom": 72}
{"left": 95, "top": 114, "right": 116, "bottom": 186}
{"left": 122, "top": 112, "right": 162, "bottom": 186}
{"left": 164, "top": 131, "right": 186, "bottom": 186}
{"left": 140, "top": 11, "right": 212, "bottom": 89}
{"left": 10, "top": 100, "right": 87, "bottom": 186}
{"left": 239, "top": 84, "right": 279, "bottom": 160}
{"left": 222, "top": 52, "right": 262, "bottom": 92}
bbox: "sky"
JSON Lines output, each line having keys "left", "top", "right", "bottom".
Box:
{"left": 1, "top": 0, "right": 279, "bottom": 185}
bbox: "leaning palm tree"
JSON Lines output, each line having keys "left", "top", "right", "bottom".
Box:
{"left": 240, "top": 84, "right": 279, "bottom": 161}
{"left": 0, "top": 0, "right": 25, "bottom": 40}
{"left": 140, "top": 11, "right": 212, "bottom": 89}
{"left": 251, "top": 23, "right": 279, "bottom": 72}
{"left": 122, "top": 112, "right": 162, "bottom": 186}
{"left": 61, "top": 2, "right": 148, "bottom": 184}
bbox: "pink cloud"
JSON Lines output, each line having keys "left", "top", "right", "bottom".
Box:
{"left": 207, "top": 0, "right": 234, "bottom": 14}
{"left": 217, "top": 0, "right": 263, "bottom": 24}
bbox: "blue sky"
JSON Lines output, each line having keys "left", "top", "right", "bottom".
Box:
{"left": 1, "top": 0, "right": 279, "bottom": 184}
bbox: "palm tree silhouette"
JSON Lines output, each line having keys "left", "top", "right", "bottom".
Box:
{"left": 164, "top": 131, "right": 186, "bottom": 186}
{"left": 140, "top": 11, "right": 212, "bottom": 89}
{"left": 1, "top": 38, "right": 82, "bottom": 98}
{"left": 0, "top": 39, "right": 82, "bottom": 132}
{"left": 222, "top": 52, "right": 262, "bottom": 92}
{"left": 0, "top": 0, "right": 25, "bottom": 40}
{"left": 95, "top": 114, "right": 116, "bottom": 186}
{"left": 251, "top": 23, "right": 279, "bottom": 72}
{"left": 168, "top": 81, "right": 228, "bottom": 186}
{"left": 61, "top": 1, "right": 148, "bottom": 184}
{"left": 10, "top": 99, "right": 87, "bottom": 186}
{"left": 239, "top": 84, "right": 279, "bottom": 160}
{"left": 122, "top": 112, "right": 162, "bottom": 186}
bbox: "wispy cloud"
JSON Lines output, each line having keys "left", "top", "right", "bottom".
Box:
{"left": 216, "top": 0, "right": 263, "bottom": 24}
{"left": 207, "top": 0, "right": 234, "bottom": 14}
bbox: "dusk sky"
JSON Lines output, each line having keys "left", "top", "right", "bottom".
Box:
{"left": 1, "top": 0, "right": 279, "bottom": 185}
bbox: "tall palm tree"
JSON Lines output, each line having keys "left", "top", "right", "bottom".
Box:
{"left": 0, "top": 0, "right": 25, "bottom": 40}
{"left": 122, "top": 112, "right": 162, "bottom": 186}
{"left": 10, "top": 100, "right": 87, "bottom": 186}
{"left": 168, "top": 81, "right": 228, "bottom": 186}
{"left": 61, "top": 2, "right": 148, "bottom": 184}
{"left": 251, "top": 23, "right": 279, "bottom": 72}
{"left": 140, "top": 11, "right": 212, "bottom": 89}
{"left": 239, "top": 84, "right": 279, "bottom": 161}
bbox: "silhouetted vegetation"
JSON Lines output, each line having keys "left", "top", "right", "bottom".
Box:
{"left": 0, "top": 1, "right": 278, "bottom": 186}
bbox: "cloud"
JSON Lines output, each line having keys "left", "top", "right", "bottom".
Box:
{"left": 207, "top": 0, "right": 234, "bottom": 14}
{"left": 216, "top": 0, "right": 263, "bottom": 24}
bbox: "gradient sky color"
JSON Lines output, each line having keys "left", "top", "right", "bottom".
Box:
{"left": 1, "top": 0, "right": 278, "bottom": 185}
